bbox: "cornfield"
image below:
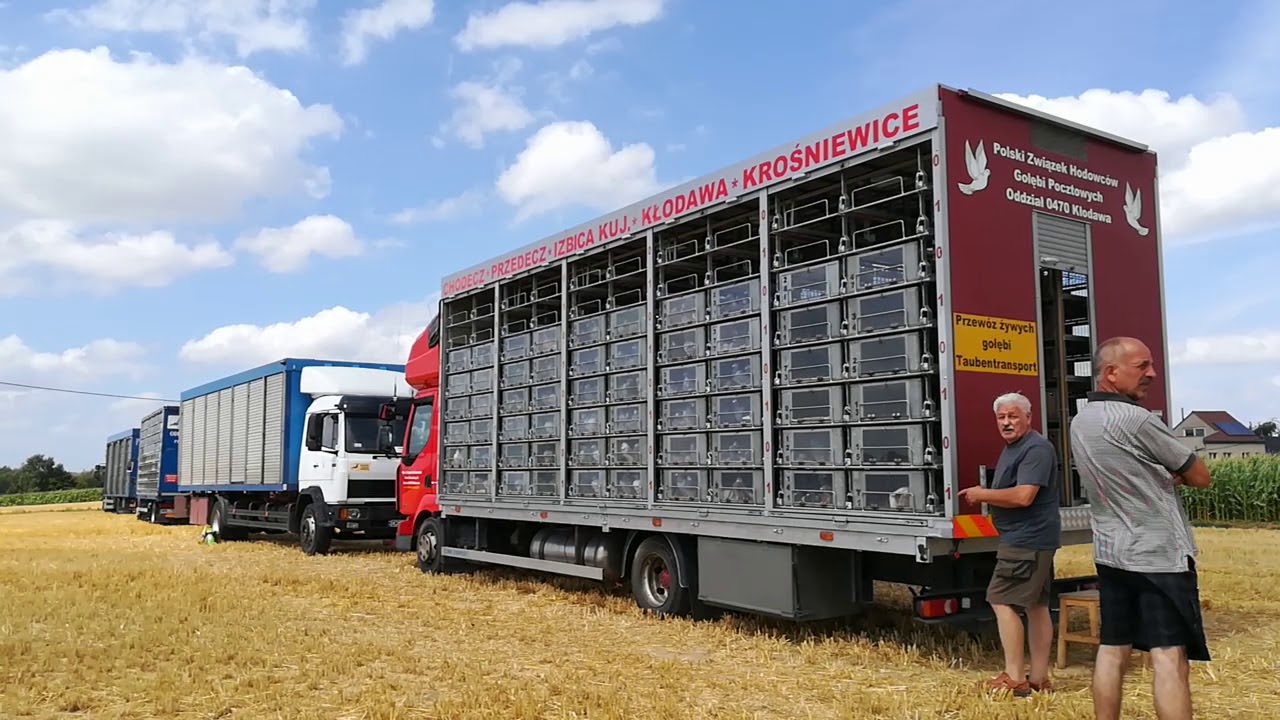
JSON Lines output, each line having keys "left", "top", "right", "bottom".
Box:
{"left": 0, "top": 488, "right": 102, "bottom": 507}
{"left": 1181, "top": 455, "right": 1280, "bottom": 524}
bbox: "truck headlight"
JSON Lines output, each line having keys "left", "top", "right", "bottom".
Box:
{"left": 339, "top": 507, "right": 364, "bottom": 521}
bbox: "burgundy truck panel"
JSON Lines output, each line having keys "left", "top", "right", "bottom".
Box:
{"left": 939, "top": 87, "right": 1165, "bottom": 512}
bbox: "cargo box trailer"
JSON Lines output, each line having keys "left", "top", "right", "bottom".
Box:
{"left": 135, "top": 405, "right": 183, "bottom": 524}
{"left": 178, "top": 358, "right": 412, "bottom": 555}
{"left": 397, "top": 84, "right": 1169, "bottom": 624}
{"left": 102, "top": 428, "right": 139, "bottom": 514}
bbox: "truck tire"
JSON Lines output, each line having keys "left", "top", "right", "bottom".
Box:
{"left": 210, "top": 499, "right": 246, "bottom": 542}
{"left": 630, "top": 536, "right": 690, "bottom": 617}
{"left": 299, "top": 503, "right": 332, "bottom": 556}
{"left": 415, "top": 516, "right": 444, "bottom": 574}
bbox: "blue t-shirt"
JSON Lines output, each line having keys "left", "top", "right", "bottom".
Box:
{"left": 989, "top": 430, "right": 1062, "bottom": 550}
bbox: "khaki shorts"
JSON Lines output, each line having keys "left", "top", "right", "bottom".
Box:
{"left": 986, "top": 543, "right": 1056, "bottom": 609}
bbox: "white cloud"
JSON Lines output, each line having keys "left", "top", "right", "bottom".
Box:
{"left": 496, "top": 121, "right": 662, "bottom": 220}
{"left": 179, "top": 296, "right": 439, "bottom": 367}
{"left": 233, "top": 215, "right": 364, "bottom": 273}
{"left": 391, "top": 190, "right": 485, "bottom": 225}
{"left": 340, "top": 0, "right": 435, "bottom": 66}
{"left": 0, "top": 335, "right": 146, "bottom": 379}
{"left": 445, "top": 80, "right": 534, "bottom": 148}
{"left": 437, "top": 57, "right": 533, "bottom": 148}
{"left": 52, "top": 0, "right": 315, "bottom": 57}
{"left": 0, "top": 220, "right": 234, "bottom": 296}
{"left": 0, "top": 47, "right": 343, "bottom": 227}
{"left": 455, "top": 0, "right": 664, "bottom": 51}
{"left": 996, "top": 88, "right": 1280, "bottom": 245}
{"left": 1172, "top": 331, "right": 1280, "bottom": 366}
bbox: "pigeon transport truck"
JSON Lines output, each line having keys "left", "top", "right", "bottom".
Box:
{"left": 101, "top": 428, "right": 139, "bottom": 514}
{"left": 178, "top": 358, "right": 411, "bottom": 555}
{"left": 398, "top": 84, "right": 1170, "bottom": 624}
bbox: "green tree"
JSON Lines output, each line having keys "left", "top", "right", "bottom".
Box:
{"left": 0, "top": 466, "right": 14, "bottom": 495}
{"left": 1253, "top": 420, "right": 1277, "bottom": 438}
{"left": 16, "top": 454, "right": 74, "bottom": 493}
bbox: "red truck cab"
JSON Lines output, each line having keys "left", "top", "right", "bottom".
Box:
{"left": 394, "top": 315, "right": 441, "bottom": 555}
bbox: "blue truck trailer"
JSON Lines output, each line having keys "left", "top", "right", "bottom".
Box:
{"left": 176, "top": 358, "right": 411, "bottom": 555}
{"left": 135, "top": 405, "right": 183, "bottom": 524}
{"left": 102, "top": 428, "right": 139, "bottom": 513}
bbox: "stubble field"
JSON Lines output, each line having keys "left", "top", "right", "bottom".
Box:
{"left": 1, "top": 508, "right": 1277, "bottom": 719}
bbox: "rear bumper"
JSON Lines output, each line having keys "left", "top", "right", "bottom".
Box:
{"left": 914, "top": 575, "right": 1099, "bottom": 625}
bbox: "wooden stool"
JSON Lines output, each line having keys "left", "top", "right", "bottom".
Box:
{"left": 1057, "top": 589, "right": 1100, "bottom": 668}
{"left": 1056, "top": 588, "right": 1151, "bottom": 669}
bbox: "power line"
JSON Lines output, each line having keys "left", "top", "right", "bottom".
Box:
{"left": 0, "top": 380, "right": 178, "bottom": 403}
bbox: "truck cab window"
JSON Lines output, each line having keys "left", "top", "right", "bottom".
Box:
{"left": 322, "top": 414, "right": 339, "bottom": 450}
{"left": 345, "top": 415, "right": 407, "bottom": 454}
{"left": 406, "top": 401, "right": 433, "bottom": 458}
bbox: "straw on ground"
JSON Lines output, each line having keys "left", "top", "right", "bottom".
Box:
{"left": 1, "top": 508, "right": 1277, "bottom": 719}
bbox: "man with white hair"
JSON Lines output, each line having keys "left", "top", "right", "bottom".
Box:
{"left": 959, "top": 391, "right": 1061, "bottom": 696}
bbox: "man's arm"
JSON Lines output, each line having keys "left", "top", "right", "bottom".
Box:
{"left": 1136, "top": 416, "right": 1212, "bottom": 489}
{"left": 958, "top": 443, "right": 1053, "bottom": 508}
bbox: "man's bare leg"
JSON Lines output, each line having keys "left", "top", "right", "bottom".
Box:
{"left": 1150, "top": 646, "right": 1193, "bottom": 720}
{"left": 992, "top": 603, "right": 1025, "bottom": 679}
{"left": 1025, "top": 604, "right": 1053, "bottom": 685}
{"left": 1093, "top": 644, "right": 1131, "bottom": 720}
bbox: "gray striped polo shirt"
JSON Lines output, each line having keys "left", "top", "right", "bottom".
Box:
{"left": 1069, "top": 391, "right": 1200, "bottom": 573}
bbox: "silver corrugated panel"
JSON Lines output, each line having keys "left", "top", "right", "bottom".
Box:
{"left": 246, "top": 378, "right": 266, "bottom": 485}
{"left": 263, "top": 373, "right": 285, "bottom": 486}
{"left": 217, "top": 388, "right": 234, "bottom": 484}
{"left": 230, "top": 383, "right": 249, "bottom": 483}
{"left": 192, "top": 395, "right": 207, "bottom": 486}
{"left": 203, "top": 393, "right": 219, "bottom": 486}
{"left": 1034, "top": 211, "right": 1089, "bottom": 273}
{"left": 179, "top": 400, "right": 194, "bottom": 486}
{"left": 136, "top": 410, "right": 162, "bottom": 496}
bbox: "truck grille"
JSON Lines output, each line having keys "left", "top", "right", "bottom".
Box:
{"left": 348, "top": 478, "right": 395, "bottom": 499}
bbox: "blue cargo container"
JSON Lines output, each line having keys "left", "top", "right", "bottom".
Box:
{"left": 177, "top": 358, "right": 411, "bottom": 555}
{"left": 102, "top": 428, "right": 139, "bottom": 513}
{"left": 135, "top": 405, "right": 182, "bottom": 523}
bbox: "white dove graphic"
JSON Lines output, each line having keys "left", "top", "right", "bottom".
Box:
{"left": 1123, "top": 182, "right": 1149, "bottom": 236}
{"left": 957, "top": 140, "right": 989, "bottom": 195}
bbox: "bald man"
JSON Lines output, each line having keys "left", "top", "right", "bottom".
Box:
{"left": 1070, "top": 336, "right": 1213, "bottom": 720}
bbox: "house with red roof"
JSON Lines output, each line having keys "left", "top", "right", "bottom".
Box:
{"left": 1172, "top": 410, "right": 1269, "bottom": 459}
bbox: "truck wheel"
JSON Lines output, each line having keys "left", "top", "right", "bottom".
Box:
{"left": 299, "top": 503, "right": 332, "bottom": 556}
{"left": 630, "top": 536, "right": 690, "bottom": 617}
{"left": 210, "top": 499, "right": 246, "bottom": 542}
{"left": 416, "top": 516, "right": 444, "bottom": 574}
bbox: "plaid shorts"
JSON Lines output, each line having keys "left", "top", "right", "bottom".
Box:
{"left": 1096, "top": 557, "right": 1210, "bottom": 661}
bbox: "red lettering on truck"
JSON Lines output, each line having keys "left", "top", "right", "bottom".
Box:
{"left": 638, "top": 178, "right": 729, "bottom": 226}
{"left": 443, "top": 269, "right": 487, "bottom": 295}
{"left": 742, "top": 103, "right": 922, "bottom": 190}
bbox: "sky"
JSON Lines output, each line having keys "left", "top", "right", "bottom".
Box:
{"left": 1, "top": 0, "right": 1278, "bottom": 470}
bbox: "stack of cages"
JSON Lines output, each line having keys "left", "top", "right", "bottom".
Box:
{"left": 653, "top": 201, "right": 767, "bottom": 508}
{"left": 564, "top": 243, "right": 649, "bottom": 503}
{"left": 767, "top": 143, "right": 943, "bottom": 516}
{"left": 441, "top": 291, "right": 497, "bottom": 499}
{"left": 496, "top": 267, "right": 564, "bottom": 500}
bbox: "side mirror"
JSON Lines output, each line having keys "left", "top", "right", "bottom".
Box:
{"left": 378, "top": 424, "right": 399, "bottom": 456}
{"left": 379, "top": 402, "right": 396, "bottom": 422}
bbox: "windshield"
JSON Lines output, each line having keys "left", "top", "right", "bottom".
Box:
{"left": 345, "top": 415, "right": 406, "bottom": 455}
{"left": 405, "top": 401, "right": 433, "bottom": 458}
